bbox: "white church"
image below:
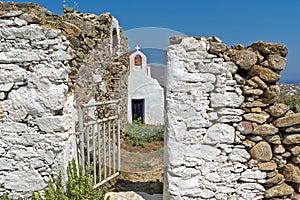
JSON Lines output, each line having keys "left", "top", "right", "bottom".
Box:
{"left": 127, "top": 46, "right": 164, "bottom": 125}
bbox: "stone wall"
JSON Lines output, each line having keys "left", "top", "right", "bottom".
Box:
{"left": 0, "top": 10, "right": 74, "bottom": 198}
{"left": 165, "top": 36, "right": 300, "bottom": 199}
{"left": 0, "top": 2, "right": 128, "bottom": 198}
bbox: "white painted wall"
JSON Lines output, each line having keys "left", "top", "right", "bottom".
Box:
{"left": 128, "top": 69, "right": 164, "bottom": 125}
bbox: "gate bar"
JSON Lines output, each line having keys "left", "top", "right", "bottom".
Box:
{"left": 79, "top": 107, "right": 85, "bottom": 174}
{"left": 81, "top": 100, "right": 119, "bottom": 108}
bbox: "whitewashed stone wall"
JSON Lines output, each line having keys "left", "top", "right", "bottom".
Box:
{"left": 0, "top": 11, "right": 75, "bottom": 198}
{"left": 164, "top": 36, "right": 265, "bottom": 199}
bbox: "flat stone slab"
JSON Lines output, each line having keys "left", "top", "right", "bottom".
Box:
{"left": 105, "top": 192, "right": 162, "bottom": 200}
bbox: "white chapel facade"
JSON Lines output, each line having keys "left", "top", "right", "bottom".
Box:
{"left": 127, "top": 46, "right": 164, "bottom": 125}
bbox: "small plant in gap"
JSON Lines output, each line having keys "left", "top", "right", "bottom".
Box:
{"left": 0, "top": 194, "right": 13, "bottom": 200}
{"left": 280, "top": 92, "right": 300, "bottom": 113}
{"left": 32, "top": 159, "right": 108, "bottom": 200}
{"left": 136, "top": 163, "right": 153, "bottom": 171}
{"left": 125, "top": 117, "right": 164, "bottom": 147}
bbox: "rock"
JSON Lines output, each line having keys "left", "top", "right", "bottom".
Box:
{"left": 217, "top": 115, "right": 242, "bottom": 123}
{"left": 243, "top": 112, "right": 270, "bottom": 124}
{"left": 246, "top": 79, "right": 258, "bottom": 88}
{"left": 228, "top": 148, "right": 251, "bottom": 162}
{"left": 50, "top": 49, "right": 73, "bottom": 61}
{"left": 266, "top": 103, "right": 290, "bottom": 117}
{"left": 292, "top": 191, "right": 300, "bottom": 200}
{"left": 265, "top": 183, "right": 294, "bottom": 198}
{"left": 229, "top": 50, "right": 257, "bottom": 70}
{"left": 234, "top": 74, "right": 246, "bottom": 85}
{"left": 105, "top": 191, "right": 145, "bottom": 200}
{"left": 0, "top": 158, "right": 17, "bottom": 170}
{"left": 250, "top": 141, "right": 272, "bottom": 161}
{"left": 4, "top": 170, "right": 47, "bottom": 192}
{"left": 242, "top": 88, "right": 263, "bottom": 96}
{"left": 251, "top": 76, "right": 268, "bottom": 89}
{"left": 249, "top": 65, "right": 280, "bottom": 83}
{"left": 203, "top": 123, "right": 235, "bottom": 144}
{"left": 1, "top": 10, "right": 23, "bottom": 18}
{"left": 14, "top": 18, "right": 27, "bottom": 27}
{"left": 68, "top": 36, "right": 81, "bottom": 47}
{"left": 261, "top": 54, "right": 286, "bottom": 71}
{"left": 208, "top": 41, "right": 227, "bottom": 54}
{"left": 288, "top": 145, "right": 300, "bottom": 156}
{"left": 273, "top": 144, "right": 285, "bottom": 154}
{"left": 205, "top": 172, "right": 221, "bottom": 182}
{"left": 0, "top": 92, "right": 7, "bottom": 101}
{"left": 237, "top": 183, "right": 265, "bottom": 191}
{"left": 241, "top": 169, "right": 266, "bottom": 180}
{"left": 19, "top": 13, "right": 41, "bottom": 24}
{"left": 210, "top": 92, "right": 244, "bottom": 108}
{"left": 258, "top": 162, "right": 277, "bottom": 171}
{"left": 253, "top": 124, "right": 278, "bottom": 136}
{"left": 250, "top": 41, "right": 288, "bottom": 57}
{"left": 242, "top": 101, "right": 268, "bottom": 108}
{"left": 247, "top": 135, "right": 264, "bottom": 142}
{"left": 84, "top": 37, "right": 95, "bottom": 49}
{"left": 237, "top": 121, "right": 253, "bottom": 134}
{"left": 292, "top": 156, "right": 300, "bottom": 164}
{"left": 262, "top": 84, "right": 281, "bottom": 104}
{"left": 35, "top": 116, "right": 69, "bottom": 133}
{"left": 284, "top": 124, "right": 300, "bottom": 133}
{"left": 273, "top": 113, "right": 300, "bottom": 128}
{"left": 280, "top": 164, "right": 300, "bottom": 183}
{"left": 0, "top": 83, "right": 14, "bottom": 92}
{"left": 217, "top": 108, "right": 244, "bottom": 115}
{"left": 0, "top": 122, "right": 28, "bottom": 133}
{"left": 265, "top": 173, "right": 284, "bottom": 186}
{"left": 251, "top": 107, "right": 261, "bottom": 113}
{"left": 0, "top": 49, "right": 41, "bottom": 63}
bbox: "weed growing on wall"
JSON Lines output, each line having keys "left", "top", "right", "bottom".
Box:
{"left": 32, "top": 159, "right": 108, "bottom": 200}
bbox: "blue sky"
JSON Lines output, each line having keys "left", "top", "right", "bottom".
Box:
{"left": 4, "top": 0, "right": 300, "bottom": 83}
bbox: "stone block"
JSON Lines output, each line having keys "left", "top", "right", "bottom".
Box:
{"left": 228, "top": 148, "right": 251, "bottom": 162}
{"left": 35, "top": 115, "right": 69, "bottom": 132}
{"left": 252, "top": 124, "right": 278, "bottom": 136}
{"left": 250, "top": 141, "right": 272, "bottom": 161}
{"left": 4, "top": 170, "right": 47, "bottom": 192}
{"left": 280, "top": 164, "right": 300, "bottom": 183}
{"left": 203, "top": 123, "right": 235, "bottom": 144}
{"left": 264, "top": 183, "right": 294, "bottom": 198}
{"left": 243, "top": 112, "right": 269, "bottom": 124}
{"left": 210, "top": 92, "right": 244, "bottom": 108}
{"left": 274, "top": 113, "right": 300, "bottom": 128}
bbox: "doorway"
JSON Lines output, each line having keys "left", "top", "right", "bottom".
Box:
{"left": 131, "top": 99, "right": 144, "bottom": 123}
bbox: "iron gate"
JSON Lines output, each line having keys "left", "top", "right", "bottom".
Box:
{"left": 78, "top": 100, "right": 120, "bottom": 188}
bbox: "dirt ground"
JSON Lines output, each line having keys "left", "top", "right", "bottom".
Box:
{"left": 108, "top": 139, "right": 164, "bottom": 194}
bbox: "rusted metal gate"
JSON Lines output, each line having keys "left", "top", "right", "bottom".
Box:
{"left": 78, "top": 100, "right": 120, "bottom": 188}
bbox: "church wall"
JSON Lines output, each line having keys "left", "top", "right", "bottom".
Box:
{"left": 128, "top": 70, "right": 164, "bottom": 125}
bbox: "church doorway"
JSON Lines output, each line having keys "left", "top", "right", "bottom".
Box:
{"left": 131, "top": 99, "right": 144, "bottom": 123}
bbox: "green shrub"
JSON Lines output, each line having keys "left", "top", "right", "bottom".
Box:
{"left": 280, "top": 92, "right": 300, "bottom": 113}
{"left": 32, "top": 159, "right": 108, "bottom": 200}
{"left": 0, "top": 194, "right": 12, "bottom": 200}
{"left": 126, "top": 118, "right": 164, "bottom": 147}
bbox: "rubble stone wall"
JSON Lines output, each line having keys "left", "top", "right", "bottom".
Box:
{"left": 165, "top": 36, "right": 300, "bottom": 199}
{"left": 0, "top": 2, "right": 128, "bottom": 198}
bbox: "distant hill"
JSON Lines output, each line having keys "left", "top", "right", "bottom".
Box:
{"left": 279, "top": 83, "right": 300, "bottom": 95}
